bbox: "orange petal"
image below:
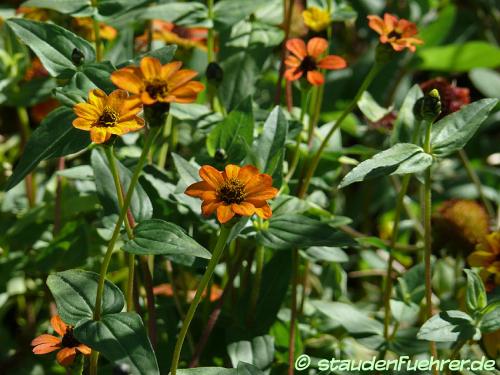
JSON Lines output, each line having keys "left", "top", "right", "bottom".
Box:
{"left": 72, "top": 117, "right": 93, "bottom": 130}
{"left": 32, "top": 342, "right": 61, "bottom": 355}
{"left": 284, "top": 67, "right": 303, "bottom": 81}
{"left": 107, "top": 89, "right": 128, "bottom": 110}
{"left": 224, "top": 164, "right": 240, "bottom": 179}
{"left": 73, "top": 103, "right": 100, "bottom": 121}
{"left": 51, "top": 315, "right": 67, "bottom": 336}
{"left": 202, "top": 200, "right": 222, "bottom": 216}
{"left": 76, "top": 344, "right": 91, "bottom": 356}
{"left": 246, "top": 187, "right": 278, "bottom": 200}
{"left": 216, "top": 204, "right": 235, "bottom": 224}
{"left": 307, "top": 37, "right": 328, "bottom": 58}
{"left": 286, "top": 38, "right": 307, "bottom": 59}
{"left": 199, "top": 165, "right": 224, "bottom": 189}
{"left": 254, "top": 203, "right": 272, "bottom": 219}
{"left": 231, "top": 202, "right": 255, "bottom": 216}
{"left": 141, "top": 91, "right": 157, "bottom": 105}
{"left": 284, "top": 56, "right": 301, "bottom": 68}
{"left": 90, "top": 127, "right": 110, "bottom": 144}
{"left": 111, "top": 69, "right": 144, "bottom": 94}
{"left": 31, "top": 334, "right": 61, "bottom": 347}
{"left": 167, "top": 69, "right": 199, "bottom": 91}
{"left": 367, "top": 15, "right": 385, "bottom": 35}
{"left": 88, "top": 89, "right": 107, "bottom": 111}
{"left": 238, "top": 165, "right": 259, "bottom": 184}
{"left": 160, "top": 61, "right": 183, "bottom": 80}
{"left": 383, "top": 13, "right": 397, "bottom": 32}
{"left": 185, "top": 181, "right": 214, "bottom": 198}
{"left": 140, "top": 56, "right": 162, "bottom": 79}
{"left": 56, "top": 347, "right": 77, "bottom": 366}
{"left": 244, "top": 173, "right": 273, "bottom": 195}
{"left": 307, "top": 70, "right": 324, "bottom": 86}
{"left": 317, "top": 55, "right": 347, "bottom": 70}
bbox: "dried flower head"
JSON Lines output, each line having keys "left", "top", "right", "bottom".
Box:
{"left": 420, "top": 77, "right": 470, "bottom": 118}
{"left": 185, "top": 165, "right": 278, "bottom": 224}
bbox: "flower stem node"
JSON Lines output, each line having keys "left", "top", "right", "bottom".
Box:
{"left": 205, "top": 61, "right": 224, "bottom": 86}
{"left": 414, "top": 88, "right": 442, "bottom": 122}
{"left": 71, "top": 48, "right": 85, "bottom": 66}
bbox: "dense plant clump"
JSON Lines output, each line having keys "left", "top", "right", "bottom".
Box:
{"left": 0, "top": 0, "right": 499, "bottom": 374}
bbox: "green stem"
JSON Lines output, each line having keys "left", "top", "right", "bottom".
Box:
{"left": 16, "top": 106, "right": 36, "bottom": 208}
{"left": 423, "top": 120, "right": 439, "bottom": 371}
{"left": 170, "top": 225, "right": 232, "bottom": 375}
{"left": 248, "top": 245, "right": 265, "bottom": 322}
{"left": 89, "top": 128, "right": 159, "bottom": 375}
{"left": 288, "top": 248, "right": 299, "bottom": 375}
{"left": 297, "top": 64, "right": 381, "bottom": 198}
{"left": 207, "top": 0, "right": 215, "bottom": 62}
{"left": 458, "top": 149, "right": 495, "bottom": 219}
{"left": 157, "top": 112, "right": 173, "bottom": 169}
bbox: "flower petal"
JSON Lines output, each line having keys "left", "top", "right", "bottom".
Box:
{"left": 317, "top": 55, "right": 347, "bottom": 70}
{"left": 111, "top": 70, "right": 144, "bottom": 94}
{"left": 31, "top": 334, "right": 61, "bottom": 347}
{"left": 185, "top": 181, "right": 214, "bottom": 198}
{"left": 140, "top": 56, "right": 162, "bottom": 79}
{"left": 284, "top": 67, "right": 303, "bottom": 82}
{"left": 246, "top": 187, "right": 278, "bottom": 200}
{"left": 224, "top": 164, "right": 240, "bottom": 179}
{"left": 51, "top": 315, "right": 67, "bottom": 336}
{"left": 56, "top": 347, "right": 77, "bottom": 366}
{"left": 160, "top": 61, "right": 183, "bottom": 80}
{"left": 468, "top": 251, "right": 496, "bottom": 267}
{"left": 216, "top": 204, "right": 235, "bottom": 224}
{"left": 367, "top": 15, "right": 385, "bottom": 35}
{"left": 286, "top": 38, "right": 307, "bottom": 59}
{"left": 254, "top": 203, "right": 272, "bottom": 219}
{"left": 141, "top": 91, "right": 157, "bottom": 105}
{"left": 199, "top": 165, "right": 224, "bottom": 189}
{"left": 73, "top": 103, "right": 100, "bottom": 121}
{"left": 90, "top": 127, "right": 110, "bottom": 144}
{"left": 307, "top": 37, "right": 328, "bottom": 58}
{"left": 238, "top": 165, "right": 259, "bottom": 185}
{"left": 307, "top": 70, "right": 324, "bottom": 86}
{"left": 231, "top": 202, "right": 255, "bottom": 216}
{"left": 76, "top": 344, "right": 91, "bottom": 356}
{"left": 88, "top": 89, "right": 106, "bottom": 112}
{"left": 202, "top": 200, "right": 222, "bottom": 216}
{"left": 167, "top": 69, "right": 199, "bottom": 91}
{"left": 32, "top": 342, "right": 61, "bottom": 355}
{"left": 72, "top": 117, "right": 93, "bottom": 130}
{"left": 284, "top": 56, "right": 301, "bottom": 68}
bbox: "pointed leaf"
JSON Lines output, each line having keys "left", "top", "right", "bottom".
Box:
{"left": 417, "top": 310, "right": 481, "bottom": 342}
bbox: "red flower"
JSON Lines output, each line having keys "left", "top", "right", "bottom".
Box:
{"left": 284, "top": 37, "right": 347, "bottom": 86}
{"left": 367, "top": 13, "right": 423, "bottom": 52}
{"left": 420, "top": 77, "right": 470, "bottom": 117}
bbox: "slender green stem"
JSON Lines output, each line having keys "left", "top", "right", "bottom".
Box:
{"left": 458, "top": 149, "right": 495, "bottom": 219}
{"left": 297, "top": 64, "right": 381, "bottom": 198}
{"left": 170, "top": 225, "right": 232, "bottom": 375}
{"left": 89, "top": 128, "right": 159, "bottom": 375}
{"left": 157, "top": 112, "right": 173, "bottom": 169}
{"left": 248, "top": 245, "right": 265, "bottom": 322}
{"left": 16, "top": 106, "right": 36, "bottom": 208}
{"left": 207, "top": 0, "right": 215, "bottom": 62}
{"left": 423, "top": 120, "right": 439, "bottom": 371}
{"left": 288, "top": 248, "right": 299, "bottom": 375}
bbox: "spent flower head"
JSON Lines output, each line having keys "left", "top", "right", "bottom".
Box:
{"left": 284, "top": 37, "right": 347, "bottom": 86}
{"left": 185, "top": 164, "right": 278, "bottom": 224}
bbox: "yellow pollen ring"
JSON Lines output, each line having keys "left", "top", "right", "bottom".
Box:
{"left": 217, "top": 178, "right": 246, "bottom": 204}
{"left": 96, "top": 106, "right": 119, "bottom": 128}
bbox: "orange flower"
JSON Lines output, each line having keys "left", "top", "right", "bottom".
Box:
{"left": 136, "top": 20, "right": 207, "bottom": 51}
{"left": 31, "top": 315, "right": 91, "bottom": 367}
{"left": 185, "top": 165, "right": 278, "bottom": 224}
{"left": 72, "top": 89, "right": 144, "bottom": 144}
{"left": 284, "top": 37, "right": 347, "bottom": 86}
{"left": 468, "top": 231, "right": 500, "bottom": 291}
{"left": 367, "top": 13, "right": 423, "bottom": 52}
{"left": 111, "top": 57, "right": 205, "bottom": 105}
{"left": 72, "top": 17, "right": 117, "bottom": 41}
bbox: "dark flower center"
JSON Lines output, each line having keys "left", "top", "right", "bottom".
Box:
{"left": 217, "top": 178, "right": 246, "bottom": 204}
{"left": 299, "top": 56, "right": 317, "bottom": 73}
{"left": 387, "top": 30, "right": 402, "bottom": 39}
{"left": 61, "top": 327, "right": 80, "bottom": 348}
{"left": 145, "top": 79, "right": 169, "bottom": 100}
{"left": 97, "top": 106, "right": 119, "bottom": 127}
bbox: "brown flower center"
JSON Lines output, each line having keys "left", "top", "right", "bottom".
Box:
{"left": 145, "top": 79, "right": 169, "bottom": 100}
{"left": 217, "top": 178, "right": 246, "bottom": 204}
{"left": 61, "top": 327, "right": 80, "bottom": 348}
{"left": 299, "top": 55, "right": 317, "bottom": 73}
{"left": 387, "top": 30, "right": 402, "bottom": 39}
{"left": 97, "top": 106, "right": 119, "bottom": 127}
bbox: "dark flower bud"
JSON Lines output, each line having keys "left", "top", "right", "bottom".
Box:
{"left": 214, "top": 148, "right": 227, "bottom": 161}
{"left": 205, "top": 62, "right": 223, "bottom": 85}
{"left": 71, "top": 48, "right": 85, "bottom": 66}
{"left": 113, "top": 363, "right": 131, "bottom": 375}
{"left": 144, "top": 102, "right": 170, "bottom": 127}
{"left": 420, "top": 77, "right": 470, "bottom": 119}
{"left": 414, "top": 88, "right": 441, "bottom": 122}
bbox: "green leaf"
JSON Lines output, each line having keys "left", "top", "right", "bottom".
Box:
{"left": 20, "top": 0, "right": 92, "bottom": 15}
{"left": 91, "top": 149, "right": 153, "bottom": 222}
{"left": 469, "top": 68, "right": 500, "bottom": 99}
{"left": 140, "top": 2, "right": 210, "bottom": 27}
{"left": 416, "top": 41, "right": 500, "bottom": 72}
{"left": 96, "top": 0, "right": 148, "bottom": 17}
{"left": 464, "top": 269, "right": 487, "bottom": 313}
{"left": 123, "top": 219, "right": 211, "bottom": 259}
{"left": 6, "top": 18, "right": 95, "bottom": 76}
{"left": 480, "top": 303, "right": 500, "bottom": 333}
{"left": 305, "top": 246, "right": 348, "bottom": 263}
{"left": 253, "top": 106, "right": 288, "bottom": 186}
{"left": 390, "top": 300, "right": 420, "bottom": 324}
{"left": 358, "top": 91, "right": 391, "bottom": 122}
{"left": 74, "top": 312, "right": 159, "bottom": 375}
{"left": 227, "top": 335, "right": 274, "bottom": 371}
{"left": 207, "top": 97, "right": 254, "bottom": 163}
{"left": 417, "top": 310, "right": 481, "bottom": 342}
{"left": 418, "top": 4, "right": 456, "bottom": 47}
{"left": 431, "top": 98, "right": 499, "bottom": 157}
{"left": 338, "top": 144, "right": 431, "bottom": 188}
{"left": 46, "top": 269, "right": 124, "bottom": 325}
{"left": 394, "top": 262, "right": 427, "bottom": 305}
{"left": 390, "top": 84, "right": 423, "bottom": 145}
{"left": 121, "top": 45, "right": 178, "bottom": 67}
{"left": 258, "top": 214, "right": 355, "bottom": 250}
{"left": 213, "top": 0, "right": 268, "bottom": 30}
{"left": 313, "top": 301, "right": 383, "bottom": 335}
{"left": 177, "top": 363, "right": 263, "bottom": 375}
{"left": 4, "top": 107, "right": 90, "bottom": 191}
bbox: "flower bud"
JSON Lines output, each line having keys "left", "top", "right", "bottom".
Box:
{"left": 413, "top": 88, "right": 441, "bottom": 122}
{"left": 71, "top": 48, "right": 85, "bottom": 66}
{"left": 205, "top": 62, "right": 223, "bottom": 85}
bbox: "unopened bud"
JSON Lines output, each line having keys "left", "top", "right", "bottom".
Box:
{"left": 205, "top": 62, "right": 223, "bottom": 85}
{"left": 71, "top": 48, "right": 85, "bottom": 66}
{"left": 414, "top": 88, "right": 441, "bottom": 122}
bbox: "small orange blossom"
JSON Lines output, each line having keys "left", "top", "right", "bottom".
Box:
{"left": 468, "top": 231, "right": 500, "bottom": 291}
{"left": 72, "top": 89, "right": 144, "bottom": 144}
{"left": 284, "top": 37, "right": 347, "bottom": 86}
{"left": 185, "top": 165, "right": 278, "bottom": 224}
{"left": 367, "top": 13, "right": 423, "bottom": 52}
{"left": 31, "top": 315, "right": 91, "bottom": 367}
{"left": 111, "top": 57, "right": 205, "bottom": 105}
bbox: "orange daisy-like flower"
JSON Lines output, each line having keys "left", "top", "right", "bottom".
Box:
{"left": 111, "top": 57, "right": 205, "bottom": 106}
{"left": 284, "top": 37, "right": 347, "bottom": 86}
{"left": 468, "top": 231, "right": 500, "bottom": 291}
{"left": 367, "top": 13, "right": 423, "bottom": 52}
{"left": 72, "top": 89, "right": 144, "bottom": 144}
{"left": 31, "top": 315, "right": 91, "bottom": 367}
{"left": 185, "top": 165, "right": 279, "bottom": 224}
